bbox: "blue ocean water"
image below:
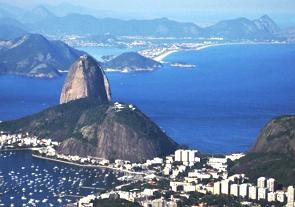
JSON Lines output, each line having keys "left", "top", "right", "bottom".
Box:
{"left": 0, "top": 44, "right": 295, "bottom": 153}
{"left": 0, "top": 151, "right": 121, "bottom": 207}
{"left": 75, "top": 46, "right": 137, "bottom": 61}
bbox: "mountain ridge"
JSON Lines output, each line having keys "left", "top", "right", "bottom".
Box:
{"left": 0, "top": 33, "right": 84, "bottom": 78}
{"left": 26, "top": 14, "right": 278, "bottom": 39}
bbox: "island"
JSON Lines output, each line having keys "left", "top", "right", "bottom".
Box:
{"left": 102, "top": 52, "right": 162, "bottom": 73}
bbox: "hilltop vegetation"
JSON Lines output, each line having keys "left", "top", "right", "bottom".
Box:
{"left": 0, "top": 98, "right": 178, "bottom": 162}
{"left": 229, "top": 115, "right": 295, "bottom": 186}
{"left": 229, "top": 152, "right": 295, "bottom": 186}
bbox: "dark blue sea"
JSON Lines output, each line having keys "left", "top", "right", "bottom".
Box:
{"left": 1, "top": 44, "right": 295, "bottom": 153}
{"left": 0, "top": 151, "right": 121, "bottom": 206}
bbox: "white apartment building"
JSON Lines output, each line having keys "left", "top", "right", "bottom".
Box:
{"left": 257, "top": 177, "right": 266, "bottom": 188}
{"left": 230, "top": 184, "right": 239, "bottom": 197}
{"left": 277, "top": 191, "right": 286, "bottom": 203}
{"left": 287, "top": 186, "right": 295, "bottom": 207}
{"left": 258, "top": 187, "right": 268, "bottom": 200}
{"left": 207, "top": 157, "right": 227, "bottom": 172}
{"left": 249, "top": 186, "right": 258, "bottom": 200}
{"left": 221, "top": 180, "right": 231, "bottom": 195}
{"left": 213, "top": 181, "right": 221, "bottom": 195}
{"left": 239, "top": 183, "right": 249, "bottom": 198}
{"left": 267, "top": 178, "right": 275, "bottom": 192}
{"left": 174, "top": 149, "right": 199, "bottom": 163}
{"left": 267, "top": 192, "right": 276, "bottom": 202}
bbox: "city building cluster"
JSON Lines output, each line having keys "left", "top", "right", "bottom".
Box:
{"left": 1, "top": 131, "right": 294, "bottom": 207}
{"left": 213, "top": 176, "right": 295, "bottom": 206}
{"left": 0, "top": 131, "right": 58, "bottom": 149}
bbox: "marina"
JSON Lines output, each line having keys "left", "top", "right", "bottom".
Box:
{"left": 0, "top": 150, "right": 122, "bottom": 207}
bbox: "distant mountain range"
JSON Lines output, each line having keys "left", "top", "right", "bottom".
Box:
{"left": 202, "top": 15, "right": 280, "bottom": 39}
{"left": 0, "top": 17, "right": 27, "bottom": 40}
{"left": 0, "top": 3, "right": 288, "bottom": 40}
{"left": 102, "top": 52, "right": 162, "bottom": 72}
{"left": 0, "top": 34, "right": 83, "bottom": 78}
{"left": 25, "top": 14, "right": 279, "bottom": 40}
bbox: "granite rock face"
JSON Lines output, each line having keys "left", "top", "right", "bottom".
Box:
{"left": 252, "top": 115, "right": 295, "bottom": 155}
{"left": 60, "top": 55, "right": 111, "bottom": 104}
{"left": 0, "top": 99, "right": 178, "bottom": 162}
{"left": 0, "top": 54, "right": 178, "bottom": 162}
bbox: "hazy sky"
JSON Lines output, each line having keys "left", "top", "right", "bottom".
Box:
{"left": 1, "top": 0, "right": 295, "bottom": 26}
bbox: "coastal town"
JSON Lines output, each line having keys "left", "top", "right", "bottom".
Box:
{"left": 57, "top": 34, "right": 286, "bottom": 64}
{"left": 1, "top": 131, "right": 294, "bottom": 207}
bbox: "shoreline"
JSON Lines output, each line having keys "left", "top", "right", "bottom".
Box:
{"left": 31, "top": 153, "right": 144, "bottom": 175}
{"left": 0, "top": 147, "right": 39, "bottom": 152}
{"left": 153, "top": 50, "right": 179, "bottom": 62}
{"left": 153, "top": 41, "right": 289, "bottom": 62}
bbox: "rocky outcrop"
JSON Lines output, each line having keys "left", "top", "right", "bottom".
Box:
{"left": 0, "top": 54, "right": 178, "bottom": 162}
{"left": 0, "top": 98, "right": 178, "bottom": 162}
{"left": 229, "top": 115, "right": 295, "bottom": 186}
{"left": 252, "top": 115, "right": 295, "bottom": 155}
{"left": 60, "top": 55, "right": 111, "bottom": 104}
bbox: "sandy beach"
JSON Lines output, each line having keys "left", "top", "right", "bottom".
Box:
{"left": 153, "top": 50, "right": 179, "bottom": 62}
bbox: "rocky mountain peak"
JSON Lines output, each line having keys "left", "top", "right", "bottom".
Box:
{"left": 60, "top": 55, "right": 111, "bottom": 104}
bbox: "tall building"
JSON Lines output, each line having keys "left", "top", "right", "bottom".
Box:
{"left": 239, "top": 183, "right": 249, "bottom": 198}
{"left": 257, "top": 177, "right": 266, "bottom": 188}
{"left": 175, "top": 150, "right": 182, "bottom": 162}
{"left": 230, "top": 184, "right": 239, "bottom": 197}
{"left": 267, "top": 178, "right": 275, "bottom": 192}
{"left": 213, "top": 181, "right": 221, "bottom": 195}
{"left": 221, "top": 180, "right": 231, "bottom": 195}
{"left": 174, "top": 149, "right": 199, "bottom": 163}
{"left": 258, "top": 187, "right": 268, "bottom": 200}
{"left": 182, "top": 150, "right": 189, "bottom": 162}
{"left": 249, "top": 186, "right": 258, "bottom": 200}
{"left": 288, "top": 186, "right": 295, "bottom": 207}
{"left": 188, "top": 150, "right": 199, "bottom": 162}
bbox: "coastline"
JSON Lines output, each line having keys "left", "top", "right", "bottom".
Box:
{"left": 0, "top": 147, "right": 38, "bottom": 152}
{"left": 153, "top": 41, "right": 288, "bottom": 62}
{"left": 154, "top": 50, "right": 178, "bottom": 62}
{"left": 31, "top": 153, "right": 144, "bottom": 175}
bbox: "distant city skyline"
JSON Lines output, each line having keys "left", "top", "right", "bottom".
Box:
{"left": 1, "top": 0, "right": 295, "bottom": 27}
